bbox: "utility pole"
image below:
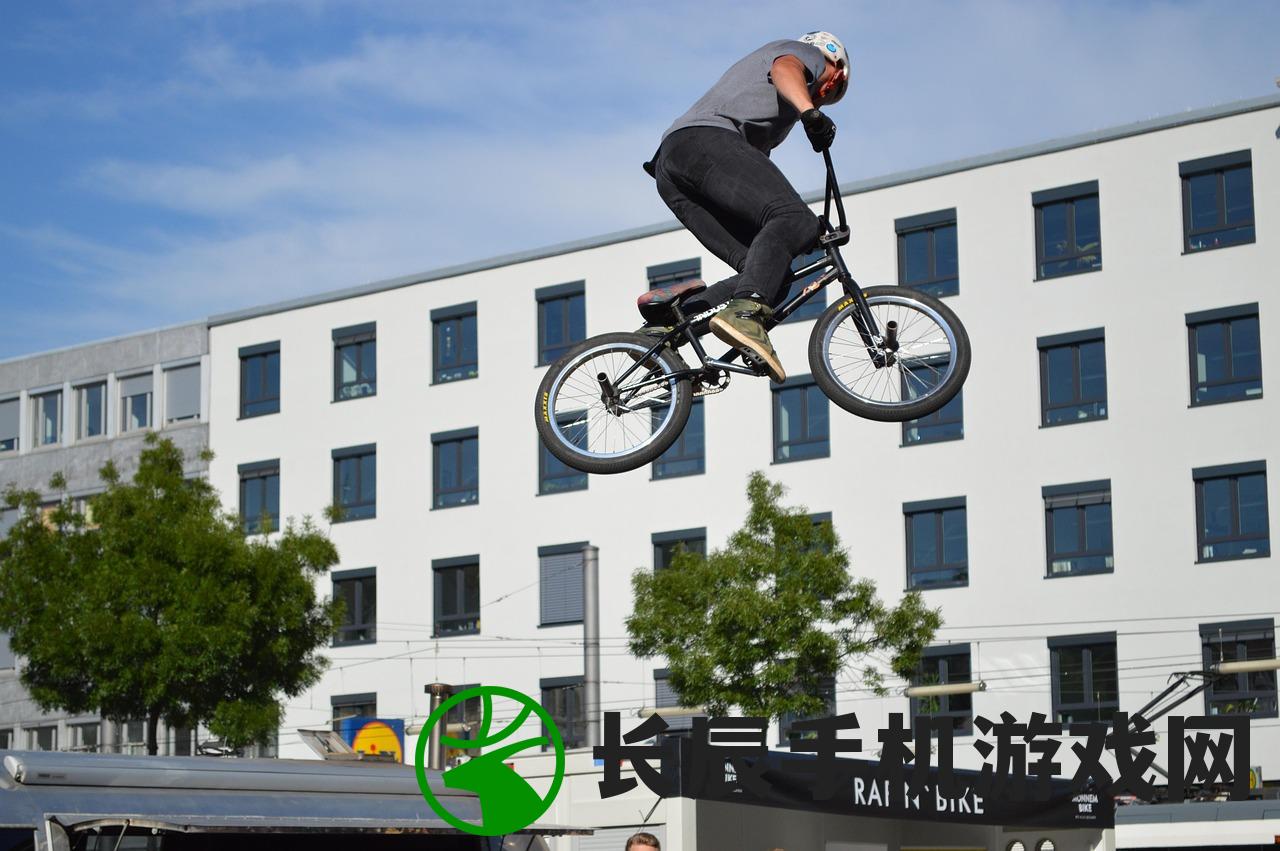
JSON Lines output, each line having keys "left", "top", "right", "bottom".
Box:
{"left": 583, "top": 544, "right": 601, "bottom": 748}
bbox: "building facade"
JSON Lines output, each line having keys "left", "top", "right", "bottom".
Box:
{"left": 0, "top": 323, "right": 211, "bottom": 754}
{"left": 199, "top": 93, "right": 1278, "bottom": 785}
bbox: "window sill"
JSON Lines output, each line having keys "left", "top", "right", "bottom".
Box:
{"left": 332, "top": 393, "right": 377, "bottom": 404}
{"left": 432, "top": 373, "right": 479, "bottom": 386}
{"left": 900, "top": 433, "right": 964, "bottom": 448}
{"left": 1182, "top": 238, "right": 1256, "bottom": 256}
{"left": 163, "top": 418, "right": 203, "bottom": 430}
{"left": 538, "top": 621, "right": 584, "bottom": 629}
{"left": 331, "top": 513, "right": 377, "bottom": 523}
{"left": 332, "top": 637, "right": 377, "bottom": 648}
{"left": 772, "top": 450, "right": 831, "bottom": 465}
{"left": 1044, "top": 567, "right": 1114, "bottom": 579}
{"left": 432, "top": 627, "right": 480, "bottom": 639}
{"left": 1189, "top": 393, "right": 1263, "bottom": 409}
{"left": 431, "top": 499, "right": 479, "bottom": 511}
{"left": 72, "top": 434, "right": 110, "bottom": 446}
{"left": 237, "top": 410, "right": 280, "bottom": 421}
{"left": 537, "top": 486, "right": 588, "bottom": 497}
{"left": 905, "top": 581, "right": 969, "bottom": 592}
{"left": 650, "top": 469, "right": 707, "bottom": 482}
{"left": 1039, "top": 414, "right": 1108, "bottom": 429}
{"left": 1035, "top": 265, "right": 1103, "bottom": 283}
{"left": 1196, "top": 550, "right": 1271, "bottom": 565}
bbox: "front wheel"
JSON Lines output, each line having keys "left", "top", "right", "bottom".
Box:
{"left": 808, "top": 286, "right": 971, "bottom": 422}
{"left": 535, "top": 332, "right": 693, "bottom": 475}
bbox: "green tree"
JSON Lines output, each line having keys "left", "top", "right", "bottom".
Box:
{"left": 0, "top": 434, "right": 340, "bottom": 755}
{"left": 627, "top": 472, "right": 942, "bottom": 721}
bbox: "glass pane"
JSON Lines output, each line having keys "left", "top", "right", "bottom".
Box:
{"left": 1084, "top": 503, "right": 1112, "bottom": 552}
{"left": 1079, "top": 341, "right": 1106, "bottom": 401}
{"left": 807, "top": 386, "right": 828, "bottom": 439}
{"left": 1092, "top": 644, "right": 1118, "bottom": 703}
{"left": 1188, "top": 173, "right": 1220, "bottom": 230}
{"left": 461, "top": 315, "right": 478, "bottom": 363}
{"left": 265, "top": 474, "right": 279, "bottom": 527}
{"left": 339, "top": 345, "right": 359, "bottom": 386}
{"left": 941, "top": 509, "right": 967, "bottom": 564}
{"left": 542, "top": 300, "right": 565, "bottom": 347}
{"left": 361, "top": 340, "right": 377, "bottom": 383}
{"left": 336, "top": 580, "right": 358, "bottom": 626}
{"left": 438, "top": 444, "right": 459, "bottom": 490}
{"left": 1230, "top": 317, "right": 1261, "bottom": 379}
{"left": 778, "top": 389, "right": 803, "bottom": 444}
{"left": 441, "top": 568, "right": 460, "bottom": 617}
{"left": 463, "top": 438, "right": 479, "bottom": 486}
{"left": 438, "top": 320, "right": 458, "bottom": 364}
{"left": 1223, "top": 167, "right": 1253, "bottom": 225}
{"left": 361, "top": 577, "right": 376, "bottom": 625}
{"left": 338, "top": 458, "right": 357, "bottom": 506}
{"left": 84, "top": 385, "right": 104, "bottom": 437}
{"left": 243, "top": 480, "right": 263, "bottom": 530}
{"left": 360, "top": 454, "right": 376, "bottom": 503}
{"left": 1051, "top": 507, "right": 1079, "bottom": 555}
{"left": 1195, "top": 323, "right": 1227, "bottom": 383}
{"left": 1041, "top": 202, "right": 1069, "bottom": 259}
{"left": 901, "top": 230, "right": 930, "bottom": 283}
{"left": 1201, "top": 478, "right": 1232, "bottom": 538}
{"left": 567, "top": 294, "right": 585, "bottom": 342}
{"left": 265, "top": 352, "right": 280, "bottom": 398}
{"left": 911, "top": 513, "right": 937, "bottom": 569}
{"left": 1045, "top": 347, "right": 1075, "bottom": 406}
{"left": 1238, "top": 474, "right": 1268, "bottom": 535}
{"left": 1074, "top": 196, "right": 1100, "bottom": 253}
{"left": 1057, "top": 647, "right": 1085, "bottom": 704}
{"left": 244, "top": 357, "right": 263, "bottom": 401}
{"left": 463, "top": 563, "right": 480, "bottom": 613}
{"left": 934, "top": 225, "right": 958, "bottom": 278}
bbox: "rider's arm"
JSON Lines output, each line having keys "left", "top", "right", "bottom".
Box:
{"left": 770, "top": 54, "right": 817, "bottom": 113}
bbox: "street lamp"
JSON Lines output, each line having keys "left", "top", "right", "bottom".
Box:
{"left": 903, "top": 681, "right": 987, "bottom": 698}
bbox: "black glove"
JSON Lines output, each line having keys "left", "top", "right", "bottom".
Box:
{"left": 800, "top": 108, "right": 836, "bottom": 152}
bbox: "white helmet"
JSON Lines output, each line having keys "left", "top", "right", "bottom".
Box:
{"left": 798, "top": 31, "right": 850, "bottom": 103}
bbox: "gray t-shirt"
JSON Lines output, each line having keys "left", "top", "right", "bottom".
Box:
{"left": 662, "top": 40, "right": 829, "bottom": 155}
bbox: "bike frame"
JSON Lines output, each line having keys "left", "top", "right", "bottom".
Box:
{"left": 605, "top": 150, "right": 889, "bottom": 404}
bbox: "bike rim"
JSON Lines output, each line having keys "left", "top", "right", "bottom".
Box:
{"left": 546, "top": 341, "right": 679, "bottom": 460}
{"left": 822, "top": 294, "right": 959, "bottom": 408}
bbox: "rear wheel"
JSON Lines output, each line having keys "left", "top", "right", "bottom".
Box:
{"left": 535, "top": 332, "right": 693, "bottom": 475}
{"left": 808, "top": 286, "right": 970, "bottom": 421}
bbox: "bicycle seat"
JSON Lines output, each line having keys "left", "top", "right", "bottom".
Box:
{"left": 637, "top": 279, "right": 707, "bottom": 309}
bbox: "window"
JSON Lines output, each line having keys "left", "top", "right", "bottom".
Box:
{"left": 904, "top": 497, "right": 968, "bottom": 589}
{"left": 239, "top": 342, "right": 280, "bottom": 418}
{"left": 655, "top": 668, "right": 694, "bottom": 732}
{"left": 647, "top": 258, "right": 700, "bottom": 289}
{"left": 333, "top": 568, "right": 376, "bottom": 645}
{"left": 332, "top": 444, "right": 376, "bottom": 521}
{"left": 120, "top": 720, "right": 147, "bottom": 755}
{"left": 76, "top": 382, "right": 106, "bottom": 439}
{"left": 541, "top": 676, "right": 585, "bottom": 750}
{"left": 537, "top": 281, "right": 585, "bottom": 366}
{"left": 896, "top": 209, "right": 958, "bottom": 297}
{"left": 433, "top": 556, "right": 480, "bottom": 637}
{"left": 1181, "top": 150, "right": 1255, "bottom": 252}
{"left": 28, "top": 726, "right": 57, "bottom": 751}
{"left": 333, "top": 323, "right": 376, "bottom": 401}
{"left": 1044, "top": 480, "right": 1113, "bottom": 577}
{"left": 652, "top": 527, "right": 707, "bottom": 571}
{"left": 779, "top": 677, "right": 836, "bottom": 745}
{"left": 902, "top": 357, "right": 963, "bottom": 445}
{"left": 1200, "top": 620, "right": 1277, "bottom": 718}
{"left": 539, "top": 543, "right": 585, "bottom": 626}
{"left": 1038, "top": 329, "right": 1107, "bottom": 426}
{"left": 432, "top": 428, "right": 479, "bottom": 508}
{"left": 238, "top": 459, "right": 280, "bottom": 535}
{"left": 1049, "top": 634, "right": 1118, "bottom": 726}
{"left": 32, "top": 389, "right": 62, "bottom": 446}
{"left": 165, "top": 363, "right": 201, "bottom": 423}
{"left": 539, "top": 414, "right": 588, "bottom": 494}
{"left": 331, "top": 692, "right": 377, "bottom": 731}
{"left": 446, "top": 685, "right": 483, "bottom": 731}
{"left": 0, "top": 729, "right": 10, "bottom": 749}
{"left": 1194, "top": 461, "right": 1269, "bottom": 562}
{"left": 653, "top": 399, "right": 704, "bottom": 479}
{"left": 0, "top": 397, "right": 17, "bottom": 452}
{"left": 911, "top": 645, "right": 973, "bottom": 735}
{"left": 1187, "top": 304, "right": 1262, "bottom": 406}
{"left": 0, "top": 630, "right": 12, "bottom": 669}
{"left": 1033, "top": 181, "right": 1101, "bottom": 279}
{"left": 773, "top": 376, "right": 829, "bottom": 462}
{"left": 118, "top": 373, "right": 153, "bottom": 432}
{"left": 69, "top": 721, "right": 101, "bottom": 752}
{"left": 432, "top": 302, "right": 478, "bottom": 383}
{"left": 783, "top": 249, "right": 829, "bottom": 321}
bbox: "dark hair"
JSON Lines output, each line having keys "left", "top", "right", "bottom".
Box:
{"left": 625, "top": 832, "right": 661, "bottom": 850}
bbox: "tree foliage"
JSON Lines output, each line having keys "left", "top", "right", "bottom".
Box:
{"left": 627, "top": 472, "right": 942, "bottom": 720}
{"left": 0, "top": 434, "right": 340, "bottom": 754}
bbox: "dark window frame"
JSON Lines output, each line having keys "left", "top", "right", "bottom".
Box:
{"left": 653, "top": 398, "right": 705, "bottom": 479}
{"left": 333, "top": 323, "right": 377, "bottom": 402}
{"left": 1049, "top": 632, "right": 1119, "bottom": 726}
{"left": 652, "top": 527, "right": 707, "bottom": 571}
{"left": 1193, "top": 461, "right": 1270, "bottom": 563}
{"left": 433, "top": 555, "right": 480, "bottom": 637}
{"left": 904, "top": 496, "right": 968, "bottom": 590}
{"left": 32, "top": 388, "right": 63, "bottom": 446}
{"left": 540, "top": 675, "right": 585, "bottom": 750}
{"left": 782, "top": 249, "right": 830, "bottom": 322}
{"left": 0, "top": 397, "right": 18, "bottom": 452}
{"left": 432, "top": 302, "right": 479, "bottom": 384}
{"left": 238, "top": 459, "right": 280, "bottom": 535}
{"left": 1200, "top": 619, "right": 1277, "bottom": 719}
{"left": 1038, "top": 329, "right": 1107, "bottom": 427}
{"left": 896, "top": 208, "right": 959, "bottom": 298}
{"left": 76, "top": 381, "right": 108, "bottom": 440}
{"left": 538, "top": 414, "right": 588, "bottom": 495}
{"left": 332, "top": 568, "right": 376, "bottom": 646}
{"left": 432, "top": 428, "right": 479, "bottom": 509}
{"left": 910, "top": 644, "right": 973, "bottom": 736}
{"left": 1186, "top": 304, "right": 1262, "bottom": 407}
{"left": 654, "top": 668, "right": 694, "bottom": 732}
{"left": 330, "top": 691, "right": 377, "bottom": 730}
{"left": 538, "top": 542, "right": 587, "bottom": 627}
{"left": 772, "top": 375, "right": 830, "bottom": 463}
{"left": 536, "top": 281, "right": 586, "bottom": 366}
{"left": 239, "top": 342, "right": 280, "bottom": 418}
{"left": 647, "top": 258, "right": 701, "bottom": 289}
{"left": 901, "top": 353, "right": 963, "bottom": 446}
{"left": 1180, "top": 150, "right": 1255, "bottom": 254}
{"left": 1033, "top": 182, "right": 1102, "bottom": 280}
{"left": 332, "top": 444, "right": 376, "bottom": 522}
{"left": 1043, "top": 480, "right": 1114, "bottom": 578}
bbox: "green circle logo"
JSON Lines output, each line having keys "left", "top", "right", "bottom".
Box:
{"left": 413, "top": 685, "right": 566, "bottom": 836}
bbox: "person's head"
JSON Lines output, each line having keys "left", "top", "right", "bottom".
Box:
{"left": 625, "top": 832, "right": 661, "bottom": 851}
{"left": 798, "top": 31, "right": 850, "bottom": 105}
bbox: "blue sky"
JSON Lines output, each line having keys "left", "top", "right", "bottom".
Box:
{"left": 2, "top": 0, "right": 1277, "bottom": 360}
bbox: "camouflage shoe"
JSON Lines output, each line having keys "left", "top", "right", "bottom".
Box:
{"left": 709, "top": 298, "right": 786, "bottom": 383}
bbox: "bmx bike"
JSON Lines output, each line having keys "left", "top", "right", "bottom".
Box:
{"left": 535, "top": 150, "right": 971, "bottom": 476}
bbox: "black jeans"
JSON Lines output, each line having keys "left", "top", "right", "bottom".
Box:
{"left": 652, "top": 126, "right": 821, "bottom": 319}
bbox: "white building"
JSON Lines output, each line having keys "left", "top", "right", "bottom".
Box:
{"left": 203, "top": 90, "right": 1279, "bottom": 808}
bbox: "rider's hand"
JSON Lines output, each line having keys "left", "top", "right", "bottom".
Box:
{"left": 800, "top": 108, "right": 836, "bottom": 152}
